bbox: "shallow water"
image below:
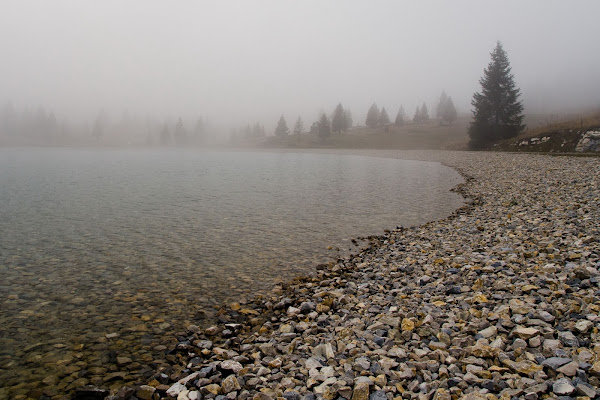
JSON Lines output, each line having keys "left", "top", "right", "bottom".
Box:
{"left": 0, "top": 148, "right": 463, "bottom": 397}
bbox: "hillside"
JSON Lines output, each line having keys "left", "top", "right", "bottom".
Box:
{"left": 258, "top": 116, "right": 470, "bottom": 150}
{"left": 494, "top": 110, "right": 600, "bottom": 154}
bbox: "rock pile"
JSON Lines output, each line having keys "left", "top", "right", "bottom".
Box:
{"left": 113, "top": 152, "right": 600, "bottom": 399}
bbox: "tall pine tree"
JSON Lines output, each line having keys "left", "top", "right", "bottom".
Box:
{"left": 318, "top": 113, "right": 331, "bottom": 137}
{"left": 420, "top": 103, "right": 429, "bottom": 121}
{"left": 378, "top": 107, "right": 390, "bottom": 126}
{"left": 331, "top": 103, "right": 346, "bottom": 134}
{"left": 436, "top": 91, "right": 448, "bottom": 119}
{"left": 293, "top": 116, "right": 304, "bottom": 135}
{"left": 365, "top": 103, "right": 380, "bottom": 128}
{"left": 469, "top": 41, "right": 524, "bottom": 149}
{"left": 442, "top": 96, "right": 457, "bottom": 125}
{"left": 395, "top": 106, "right": 405, "bottom": 126}
{"left": 274, "top": 115, "right": 289, "bottom": 136}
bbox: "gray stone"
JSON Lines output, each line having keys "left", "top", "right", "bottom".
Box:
{"left": 541, "top": 357, "right": 572, "bottom": 370}
{"left": 558, "top": 331, "right": 579, "bottom": 347}
{"left": 369, "top": 391, "right": 386, "bottom": 400}
{"left": 552, "top": 378, "right": 576, "bottom": 396}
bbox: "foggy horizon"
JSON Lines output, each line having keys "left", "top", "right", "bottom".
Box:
{"left": 2, "top": 1, "right": 600, "bottom": 135}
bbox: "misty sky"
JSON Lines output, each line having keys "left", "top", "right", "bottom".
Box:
{"left": 2, "top": 1, "right": 600, "bottom": 128}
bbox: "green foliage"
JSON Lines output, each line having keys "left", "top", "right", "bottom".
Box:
{"left": 343, "top": 108, "right": 353, "bottom": 131}
{"left": 378, "top": 107, "right": 390, "bottom": 126}
{"left": 365, "top": 103, "right": 380, "bottom": 128}
{"left": 318, "top": 113, "right": 331, "bottom": 137}
{"left": 420, "top": 103, "right": 429, "bottom": 121}
{"left": 413, "top": 103, "right": 428, "bottom": 123}
{"left": 174, "top": 117, "right": 187, "bottom": 145}
{"left": 274, "top": 115, "right": 289, "bottom": 137}
{"left": 159, "top": 123, "right": 170, "bottom": 146}
{"left": 436, "top": 91, "right": 448, "bottom": 119}
{"left": 293, "top": 116, "right": 304, "bottom": 134}
{"left": 441, "top": 96, "right": 457, "bottom": 124}
{"left": 395, "top": 106, "right": 405, "bottom": 126}
{"left": 468, "top": 41, "right": 525, "bottom": 149}
{"left": 331, "top": 103, "right": 346, "bottom": 133}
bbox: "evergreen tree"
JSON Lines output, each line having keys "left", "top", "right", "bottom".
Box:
{"left": 92, "top": 110, "right": 108, "bottom": 142}
{"left": 395, "top": 106, "right": 405, "bottom": 126}
{"left": 442, "top": 96, "right": 458, "bottom": 124}
{"left": 174, "top": 117, "right": 187, "bottom": 145}
{"left": 194, "top": 117, "right": 205, "bottom": 143}
{"left": 436, "top": 91, "right": 449, "bottom": 119}
{"left": 343, "top": 108, "right": 353, "bottom": 131}
{"left": 413, "top": 106, "right": 422, "bottom": 123}
{"left": 274, "top": 115, "right": 289, "bottom": 136}
{"left": 253, "top": 122, "right": 264, "bottom": 137}
{"left": 331, "top": 103, "right": 346, "bottom": 134}
{"left": 468, "top": 41, "right": 525, "bottom": 149}
{"left": 0, "top": 102, "right": 17, "bottom": 137}
{"left": 420, "top": 103, "right": 429, "bottom": 121}
{"left": 159, "top": 123, "right": 171, "bottom": 146}
{"left": 293, "top": 116, "right": 304, "bottom": 135}
{"left": 365, "top": 103, "right": 380, "bottom": 128}
{"left": 309, "top": 121, "right": 319, "bottom": 135}
{"left": 318, "top": 113, "right": 331, "bottom": 137}
{"left": 378, "top": 107, "right": 390, "bottom": 126}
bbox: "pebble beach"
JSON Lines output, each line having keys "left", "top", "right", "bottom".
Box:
{"left": 28, "top": 151, "right": 600, "bottom": 399}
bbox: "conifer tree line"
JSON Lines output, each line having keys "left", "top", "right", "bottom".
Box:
{"left": 1, "top": 42, "right": 524, "bottom": 149}
{"left": 0, "top": 103, "right": 217, "bottom": 146}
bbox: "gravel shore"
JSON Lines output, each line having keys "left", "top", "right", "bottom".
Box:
{"left": 97, "top": 151, "right": 600, "bottom": 400}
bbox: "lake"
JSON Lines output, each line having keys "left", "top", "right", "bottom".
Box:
{"left": 0, "top": 148, "right": 463, "bottom": 397}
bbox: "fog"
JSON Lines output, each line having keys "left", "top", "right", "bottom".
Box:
{"left": 1, "top": 0, "right": 599, "bottom": 142}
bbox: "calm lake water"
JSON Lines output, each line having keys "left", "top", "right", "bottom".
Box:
{"left": 0, "top": 148, "right": 463, "bottom": 397}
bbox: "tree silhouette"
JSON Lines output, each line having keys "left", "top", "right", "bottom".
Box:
{"left": 365, "top": 103, "right": 380, "bottom": 128}
{"left": 293, "top": 116, "right": 304, "bottom": 134}
{"left": 343, "top": 109, "right": 353, "bottom": 131}
{"left": 318, "top": 113, "right": 331, "bottom": 137}
{"left": 395, "top": 106, "right": 405, "bottom": 126}
{"left": 274, "top": 115, "right": 289, "bottom": 136}
{"left": 378, "top": 107, "right": 390, "bottom": 126}
{"left": 413, "top": 106, "right": 422, "bottom": 123}
{"left": 442, "top": 96, "right": 457, "bottom": 125}
{"left": 436, "top": 91, "right": 449, "bottom": 119}
{"left": 159, "top": 123, "right": 170, "bottom": 146}
{"left": 469, "top": 41, "right": 525, "bottom": 149}
{"left": 420, "top": 103, "right": 429, "bottom": 121}
{"left": 174, "top": 117, "right": 187, "bottom": 145}
{"left": 331, "top": 103, "right": 346, "bottom": 134}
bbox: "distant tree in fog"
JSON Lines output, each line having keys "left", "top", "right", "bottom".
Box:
{"left": 413, "top": 106, "right": 422, "bottom": 123}
{"left": 293, "top": 116, "right": 304, "bottom": 134}
{"left": 194, "top": 117, "right": 205, "bottom": 142}
{"left": 174, "top": 118, "right": 188, "bottom": 145}
{"left": 365, "top": 103, "right": 380, "bottom": 128}
{"left": 331, "top": 103, "right": 346, "bottom": 134}
{"left": 253, "top": 122, "right": 265, "bottom": 137}
{"left": 420, "top": 103, "right": 429, "bottom": 121}
{"left": 436, "top": 91, "right": 449, "bottom": 119}
{"left": 469, "top": 41, "right": 524, "bottom": 149}
{"left": 274, "top": 115, "right": 289, "bottom": 136}
{"left": 343, "top": 109, "right": 353, "bottom": 131}
{"left": 395, "top": 106, "right": 406, "bottom": 126}
{"left": 0, "top": 102, "right": 17, "bottom": 137}
{"left": 159, "top": 123, "right": 171, "bottom": 145}
{"left": 318, "top": 113, "right": 331, "bottom": 137}
{"left": 378, "top": 107, "right": 390, "bottom": 126}
{"left": 441, "top": 96, "right": 457, "bottom": 125}
{"left": 309, "top": 121, "right": 319, "bottom": 135}
{"left": 92, "top": 110, "right": 108, "bottom": 143}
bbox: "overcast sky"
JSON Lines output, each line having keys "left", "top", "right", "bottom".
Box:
{"left": 1, "top": 0, "right": 599, "bottom": 128}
